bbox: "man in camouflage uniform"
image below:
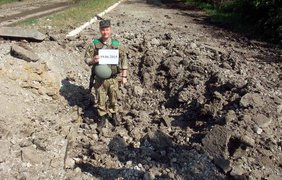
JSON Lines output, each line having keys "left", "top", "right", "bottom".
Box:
{"left": 84, "top": 20, "right": 128, "bottom": 132}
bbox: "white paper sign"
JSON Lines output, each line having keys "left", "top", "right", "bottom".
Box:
{"left": 98, "top": 49, "right": 119, "bottom": 65}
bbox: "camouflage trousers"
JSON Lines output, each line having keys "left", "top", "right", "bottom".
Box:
{"left": 94, "top": 77, "right": 118, "bottom": 117}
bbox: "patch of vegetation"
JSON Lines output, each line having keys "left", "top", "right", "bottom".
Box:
{"left": 0, "top": 0, "right": 18, "bottom": 5}
{"left": 19, "top": 18, "right": 39, "bottom": 26}
{"left": 185, "top": 0, "right": 282, "bottom": 45}
{"left": 18, "top": 0, "right": 120, "bottom": 30}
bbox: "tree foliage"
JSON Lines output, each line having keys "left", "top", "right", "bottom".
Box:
{"left": 193, "top": 0, "right": 282, "bottom": 44}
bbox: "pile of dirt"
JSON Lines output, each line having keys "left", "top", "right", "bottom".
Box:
{"left": 64, "top": 1, "right": 281, "bottom": 179}
{"left": 0, "top": 0, "right": 281, "bottom": 179}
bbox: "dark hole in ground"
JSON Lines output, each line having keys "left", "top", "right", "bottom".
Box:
{"left": 228, "top": 137, "right": 241, "bottom": 156}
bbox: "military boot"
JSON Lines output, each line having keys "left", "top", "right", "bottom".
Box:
{"left": 111, "top": 113, "right": 119, "bottom": 127}
{"left": 96, "top": 115, "right": 106, "bottom": 133}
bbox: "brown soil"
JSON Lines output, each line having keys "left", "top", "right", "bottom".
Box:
{"left": 0, "top": 0, "right": 281, "bottom": 179}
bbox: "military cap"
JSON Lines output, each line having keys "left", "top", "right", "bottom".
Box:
{"left": 99, "top": 20, "right": 111, "bottom": 28}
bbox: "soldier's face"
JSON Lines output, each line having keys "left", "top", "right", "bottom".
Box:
{"left": 100, "top": 27, "right": 112, "bottom": 40}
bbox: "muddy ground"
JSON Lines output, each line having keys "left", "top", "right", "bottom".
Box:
{"left": 0, "top": 0, "right": 281, "bottom": 179}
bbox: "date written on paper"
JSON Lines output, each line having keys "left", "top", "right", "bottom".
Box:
{"left": 100, "top": 55, "right": 118, "bottom": 59}
{"left": 99, "top": 49, "right": 119, "bottom": 65}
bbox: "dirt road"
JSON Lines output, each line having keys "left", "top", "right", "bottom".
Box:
{"left": 0, "top": 0, "right": 70, "bottom": 26}
{"left": 0, "top": 0, "right": 281, "bottom": 179}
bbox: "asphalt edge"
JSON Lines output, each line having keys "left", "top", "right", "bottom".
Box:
{"left": 66, "top": 0, "right": 125, "bottom": 37}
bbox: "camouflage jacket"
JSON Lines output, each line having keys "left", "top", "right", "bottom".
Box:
{"left": 84, "top": 38, "right": 128, "bottom": 72}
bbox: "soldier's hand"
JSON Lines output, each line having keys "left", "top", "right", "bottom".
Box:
{"left": 89, "top": 55, "right": 99, "bottom": 65}
{"left": 93, "top": 55, "right": 99, "bottom": 64}
{"left": 121, "top": 77, "right": 127, "bottom": 85}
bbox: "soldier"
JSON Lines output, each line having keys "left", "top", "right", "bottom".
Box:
{"left": 84, "top": 19, "right": 128, "bottom": 132}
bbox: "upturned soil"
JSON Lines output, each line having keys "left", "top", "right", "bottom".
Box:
{"left": 0, "top": 0, "right": 281, "bottom": 179}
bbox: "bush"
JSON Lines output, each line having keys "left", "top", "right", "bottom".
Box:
{"left": 188, "top": 0, "right": 282, "bottom": 44}
{"left": 237, "top": 0, "right": 281, "bottom": 43}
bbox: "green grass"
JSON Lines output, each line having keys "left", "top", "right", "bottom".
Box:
{"left": 184, "top": 0, "right": 281, "bottom": 47}
{"left": 185, "top": 0, "right": 240, "bottom": 19}
{"left": 0, "top": 0, "right": 18, "bottom": 5}
{"left": 19, "top": 18, "right": 39, "bottom": 26}
{"left": 18, "top": 0, "right": 120, "bottom": 30}
{"left": 184, "top": 0, "right": 252, "bottom": 34}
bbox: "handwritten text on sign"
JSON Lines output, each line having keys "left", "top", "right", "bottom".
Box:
{"left": 98, "top": 49, "right": 119, "bottom": 65}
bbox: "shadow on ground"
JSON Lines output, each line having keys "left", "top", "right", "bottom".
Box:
{"left": 59, "top": 78, "right": 99, "bottom": 122}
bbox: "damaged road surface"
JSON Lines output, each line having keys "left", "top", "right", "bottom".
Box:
{"left": 0, "top": 27, "right": 46, "bottom": 41}
{"left": 0, "top": 0, "right": 281, "bottom": 179}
